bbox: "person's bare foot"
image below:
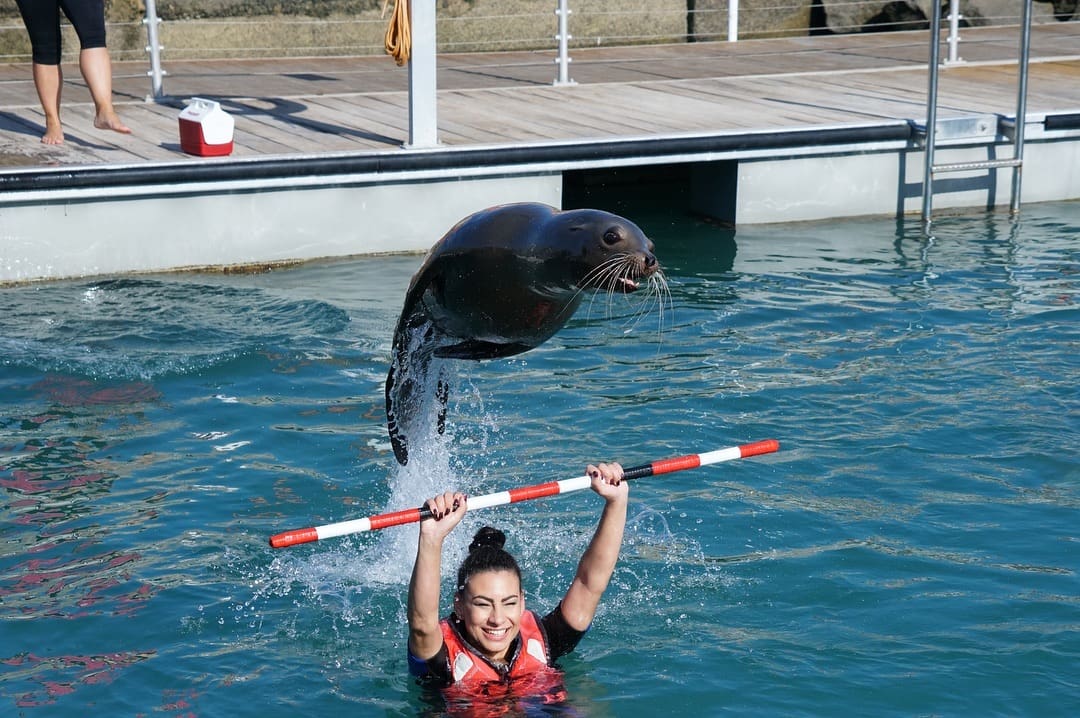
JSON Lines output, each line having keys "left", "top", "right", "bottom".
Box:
{"left": 41, "top": 117, "right": 64, "bottom": 145}
{"left": 94, "top": 109, "right": 131, "bottom": 135}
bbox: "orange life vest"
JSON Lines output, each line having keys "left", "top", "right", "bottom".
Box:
{"left": 440, "top": 610, "right": 549, "bottom": 685}
{"left": 437, "top": 611, "right": 568, "bottom": 713}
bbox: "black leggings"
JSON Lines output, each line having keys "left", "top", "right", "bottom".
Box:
{"left": 15, "top": 0, "right": 107, "bottom": 65}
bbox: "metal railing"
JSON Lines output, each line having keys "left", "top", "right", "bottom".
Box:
{"left": 0, "top": 1, "right": 1064, "bottom": 66}
{"left": 0, "top": 1, "right": 1064, "bottom": 151}
{"left": 121, "top": 0, "right": 1060, "bottom": 150}
{"left": 920, "top": 0, "right": 1034, "bottom": 230}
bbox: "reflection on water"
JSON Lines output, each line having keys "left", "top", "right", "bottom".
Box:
{"left": 1, "top": 203, "right": 1078, "bottom": 715}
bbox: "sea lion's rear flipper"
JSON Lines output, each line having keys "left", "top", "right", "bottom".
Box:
{"left": 435, "top": 377, "right": 449, "bottom": 436}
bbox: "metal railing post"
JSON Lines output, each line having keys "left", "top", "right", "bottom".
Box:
{"left": 407, "top": 0, "right": 439, "bottom": 148}
{"left": 920, "top": 3, "right": 943, "bottom": 231}
{"left": 728, "top": 0, "right": 739, "bottom": 42}
{"left": 1010, "top": 0, "right": 1033, "bottom": 215}
{"left": 554, "top": 0, "right": 574, "bottom": 86}
{"left": 143, "top": 0, "right": 166, "bottom": 100}
{"left": 945, "top": 1, "right": 963, "bottom": 65}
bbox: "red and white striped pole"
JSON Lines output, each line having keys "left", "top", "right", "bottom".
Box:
{"left": 269, "top": 439, "right": 779, "bottom": 549}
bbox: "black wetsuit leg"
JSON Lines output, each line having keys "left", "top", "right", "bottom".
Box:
{"left": 14, "top": 0, "right": 62, "bottom": 65}
{"left": 61, "top": 0, "right": 108, "bottom": 50}
{"left": 14, "top": 0, "right": 108, "bottom": 65}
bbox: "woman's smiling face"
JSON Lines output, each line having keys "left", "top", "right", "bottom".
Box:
{"left": 454, "top": 569, "right": 525, "bottom": 663}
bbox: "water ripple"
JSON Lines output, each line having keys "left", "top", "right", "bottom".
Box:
{"left": 0, "top": 277, "right": 351, "bottom": 380}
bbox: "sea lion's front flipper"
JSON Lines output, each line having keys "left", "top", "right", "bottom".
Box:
{"left": 385, "top": 345, "right": 451, "bottom": 465}
{"left": 385, "top": 322, "right": 437, "bottom": 466}
{"left": 434, "top": 339, "right": 534, "bottom": 360}
{"left": 385, "top": 348, "right": 411, "bottom": 465}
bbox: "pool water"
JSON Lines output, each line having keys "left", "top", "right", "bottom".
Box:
{"left": 1, "top": 202, "right": 1078, "bottom": 716}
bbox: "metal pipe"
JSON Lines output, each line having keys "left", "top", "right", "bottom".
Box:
{"left": 921, "top": 2, "right": 943, "bottom": 231}
{"left": 554, "top": 0, "right": 574, "bottom": 86}
{"left": 143, "top": 0, "right": 165, "bottom": 100}
{"left": 728, "top": 0, "right": 739, "bottom": 43}
{"left": 1010, "top": 0, "right": 1033, "bottom": 215}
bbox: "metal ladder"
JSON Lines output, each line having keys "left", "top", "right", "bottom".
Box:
{"left": 920, "top": 0, "right": 1034, "bottom": 231}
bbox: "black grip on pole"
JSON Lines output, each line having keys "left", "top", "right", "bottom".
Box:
{"left": 416, "top": 498, "right": 461, "bottom": 521}
{"left": 620, "top": 463, "right": 654, "bottom": 481}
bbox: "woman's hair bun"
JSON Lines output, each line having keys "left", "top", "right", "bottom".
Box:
{"left": 457, "top": 526, "right": 520, "bottom": 593}
{"left": 469, "top": 526, "right": 506, "bottom": 553}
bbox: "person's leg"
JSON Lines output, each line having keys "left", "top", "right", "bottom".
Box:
{"left": 79, "top": 46, "right": 130, "bottom": 134}
{"left": 61, "top": 0, "right": 130, "bottom": 135}
{"left": 32, "top": 63, "right": 65, "bottom": 144}
{"left": 15, "top": 0, "right": 66, "bottom": 143}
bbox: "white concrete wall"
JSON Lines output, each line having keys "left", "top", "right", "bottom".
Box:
{"left": 727, "top": 136, "right": 1080, "bottom": 225}
{"left": 4, "top": 133, "right": 1078, "bottom": 284}
{"left": 0, "top": 172, "right": 561, "bottom": 283}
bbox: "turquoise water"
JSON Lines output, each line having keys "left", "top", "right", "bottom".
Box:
{"left": 2, "top": 202, "right": 1078, "bottom": 716}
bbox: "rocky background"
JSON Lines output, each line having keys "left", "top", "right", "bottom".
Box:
{"left": 0, "top": 1, "right": 1073, "bottom": 62}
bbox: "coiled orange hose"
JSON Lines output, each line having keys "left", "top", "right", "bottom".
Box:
{"left": 382, "top": 0, "right": 411, "bottom": 66}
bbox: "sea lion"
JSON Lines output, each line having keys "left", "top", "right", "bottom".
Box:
{"left": 385, "top": 202, "right": 660, "bottom": 465}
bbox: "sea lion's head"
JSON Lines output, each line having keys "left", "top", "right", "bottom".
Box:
{"left": 555, "top": 209, "right": 659, "bottom": 293}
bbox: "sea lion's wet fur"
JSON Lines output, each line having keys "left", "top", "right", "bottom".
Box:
{"left": 386, "top": 202, "right": 659, "bottom": 465}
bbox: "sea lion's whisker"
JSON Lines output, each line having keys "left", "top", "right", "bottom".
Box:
{"left": 596, "top": 256, "right": 664, "bottom": 333}
{"left": 649, "top": 272, "right": 673, "bottom": 350}
{"left": 576, "top": 254, "right": 636, "bottom": 321}
{"left": 579, "top": 253, "right": 630, "bottom": 289}
{"left": 575, "top": 252, "right": 668, "bottom": 344}
{"left": 623, "top": 269, "right": 670, "bottom": 335}
{"left": 620, "top": 270, "right": 666, "bottom": 335}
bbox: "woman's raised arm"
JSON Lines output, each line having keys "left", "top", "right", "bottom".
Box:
{"left": 407, "top": 491, "right": 467, "bottom": 660}
{"left": 559, "top": 463, "right": 629, "bottom": 632}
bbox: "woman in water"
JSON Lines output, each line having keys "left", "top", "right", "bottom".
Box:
{"left": 407, "top": 461, "right": 628, "bottom": 699}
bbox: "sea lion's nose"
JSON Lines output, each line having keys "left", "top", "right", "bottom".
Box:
{"left": 644, "top": 254, "right": 657, "bottom": 269}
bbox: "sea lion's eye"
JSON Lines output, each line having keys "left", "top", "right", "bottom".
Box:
{"left": 603, "top": 230, "right": 620, "bottom": 246}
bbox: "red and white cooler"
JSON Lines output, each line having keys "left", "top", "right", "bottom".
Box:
{"left": 178, "top": 98, "right": 235, "bottom": 157}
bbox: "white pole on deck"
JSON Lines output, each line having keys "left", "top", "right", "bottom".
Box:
{"left": 945, "top": 1, "right": 964, "bottom": 66}
{"left": 554, "top": 0, "right": 574, "bottom": 86}
{"left": 728, "top": 0, "right": 739, "bottom": 42}
{"left": 407, "top": 0, "right": 439, "bottom": 148}
{"left": 143, "top": 0, "right": 166, "bottom": 100}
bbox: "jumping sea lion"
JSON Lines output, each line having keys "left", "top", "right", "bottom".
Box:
{"left": 385, "top": 202, "right": 661, "bottom": 465}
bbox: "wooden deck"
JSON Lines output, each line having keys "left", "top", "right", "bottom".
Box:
{"left": 2, "top": 23, "right": 1079, "bottom": 170}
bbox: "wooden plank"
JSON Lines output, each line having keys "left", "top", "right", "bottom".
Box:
{"left": 346, "top": 92, "right": 490, "bottom": 146}
{"left": 302, "top": 95, "right": 410, "bottom": 147}
{"left": 435, "top": 91, "right": 554, "bottom": 143}
{"left": 437, "top": 92, "right": 564, "bottom": 142}
{"left": 439, "top": 88, "right": 618, "bottom": 141}
{"left": 518, "top": 85, "right": 689, "bottom": 135}
{"left": 223, "top": 97, "right": 370, "bottom": 154}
